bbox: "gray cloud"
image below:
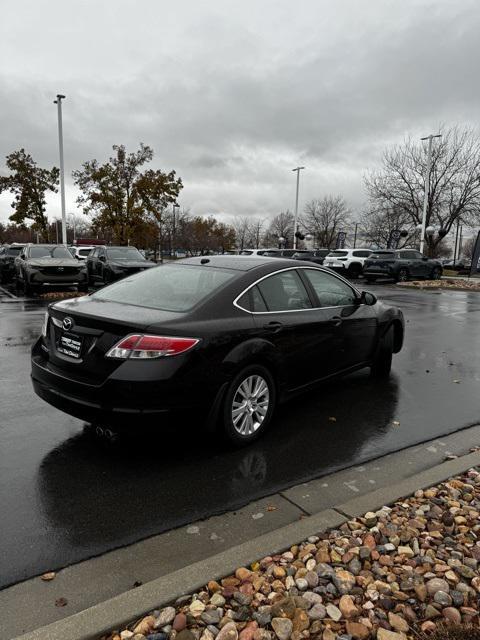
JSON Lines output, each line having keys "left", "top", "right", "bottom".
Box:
{"left": 1, "top": 0, "right": 479, "bottom": 224}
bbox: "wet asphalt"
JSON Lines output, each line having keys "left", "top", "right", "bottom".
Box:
{"left": 0, "top": 283, "right": 479, "bottom": 589}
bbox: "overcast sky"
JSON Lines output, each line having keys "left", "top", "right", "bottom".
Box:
{"left": 1, "top": 0, "right": 479, "bottom": 227}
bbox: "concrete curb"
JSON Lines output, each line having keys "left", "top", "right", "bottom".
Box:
{"left": 13, "top": 451, "right": 480, "bottom": 640}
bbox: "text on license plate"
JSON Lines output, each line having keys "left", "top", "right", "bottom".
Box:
{"left": 58, "top": 332, "right": 83, "bottom": 358}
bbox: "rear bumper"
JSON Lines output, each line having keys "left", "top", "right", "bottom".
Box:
{"left": 31, "top": 340, "right": 218, "bottom": 425}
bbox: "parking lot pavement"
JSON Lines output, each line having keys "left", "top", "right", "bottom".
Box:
{"left": 1, "top": 283, "right": 480, "bottom": 592}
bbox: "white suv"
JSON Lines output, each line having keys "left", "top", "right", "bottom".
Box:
{"left": 323, "top": 248, "right": 373, "bottom": 278}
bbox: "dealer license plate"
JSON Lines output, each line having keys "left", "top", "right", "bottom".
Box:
{"left": 58, "top": 332, "right": 84, "bottom": 359}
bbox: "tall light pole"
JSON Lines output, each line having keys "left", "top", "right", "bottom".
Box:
{"left": 419, "top": 133, "right": 441, "bottom": 254}
{"left": 292, "top": 166, "right": 305, "bottom": 249}
{"left": 172, "top": 203, "right": 180, "bottom": 257}
{"left": 54, "top": 94, "right": 67, "bottom": 244}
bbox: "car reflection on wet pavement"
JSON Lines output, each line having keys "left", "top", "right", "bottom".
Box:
{"left": 1, "top": 284, "right": 480, "bottom": 588}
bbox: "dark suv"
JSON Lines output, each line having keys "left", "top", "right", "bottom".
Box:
{"left": 363, "top": 250, "right": 443, "bottom": 283}
{"left": 86, "top": 245, "right": 155, "bottom": 285}
{"left": 0, "top": 244, "right": 25, "bottom": 283}
{"left": 15, "top": 244, "right": 89, "bottom": 294}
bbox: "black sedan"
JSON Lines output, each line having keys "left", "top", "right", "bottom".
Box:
{"left": 31, "top": 256, "right": 404, "bottom": 445}
{"left": 86, "top": 245, "right": 156, "bottom": 285}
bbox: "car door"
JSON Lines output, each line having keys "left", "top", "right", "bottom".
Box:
{"left": 243, "top": 269, "right": 340, "bottom": 390}
{"left": 87, "top": 248, "right": 98, "bottom": 280}
{"left": 300, "top": 268, "right": 378, "bottom": 370}
{"left": 411, "top": 250, "right": 431, "bottom": 276}
{"left": 96, "top": 247, "right": 107, "bottom": 280}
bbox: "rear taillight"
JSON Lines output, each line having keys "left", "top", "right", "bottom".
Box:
{"left": 106, "top": 334, "right": 200, "bottom": 359}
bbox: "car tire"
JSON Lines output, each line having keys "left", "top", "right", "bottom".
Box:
{"left": 371, "top": 326, "right": 393, "bottom": 379}
{"left": 396, "top": 268, "right": 409, "bottom": 282}
{"left": 430, "top": 267, "right": 442, "bottom": 280}
{"left": 348, "top": 263, "right": 362, "bottom": 279}
{"left": 222, "top": 364, "right": 276, "bottom": 446}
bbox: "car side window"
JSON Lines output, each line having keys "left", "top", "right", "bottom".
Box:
{"left": 400, "top": 251, "right": 415, "bottom": 259}
{"left": 353, "top": 250, "right": 371, "bottom": 257}
{"left": 237, "top": 285, "right": 268, "bottom": 312}
{"left": 303, "top": 269, "right": 358, "bottom": 307}
{"left": 257, "top": 270, "right": 312, "bottom": 312}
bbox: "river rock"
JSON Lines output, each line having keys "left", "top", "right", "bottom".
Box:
{"left": 271, "top": 617, "right": 293, "bottom": 640}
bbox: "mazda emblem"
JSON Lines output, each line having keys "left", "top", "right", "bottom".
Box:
{"left": 63, "top": 317, "right": 73, "bottom": 331}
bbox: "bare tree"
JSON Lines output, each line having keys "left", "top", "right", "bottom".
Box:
{"left": 301, "top": 196, "right": 351, "bottom": 248}
{"left": 264, "top": 211, "right": 295, "bottom": 247}
{"left": 246, "top": 217, "right": 266, "bottom": 249}
{"left": 364, "top": 126, "right": 480, "bottom": 256}
{"left": 359, "top": 205, "right": 415, "bottom": 249}
{"left": 231, "top": 216, "right": 251, "bottom": 251}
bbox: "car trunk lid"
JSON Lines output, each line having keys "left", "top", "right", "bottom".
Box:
{"left": 46, "top": 297, "right": 183, "bottom": 384}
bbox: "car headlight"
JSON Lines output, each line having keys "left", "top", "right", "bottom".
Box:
{"left": 41, "top": 311, "right": 49, "bottom": 338}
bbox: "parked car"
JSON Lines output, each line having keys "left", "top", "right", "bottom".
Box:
{"left": 0, "top": 243, "right": 26, "bottom": 283}
{"left": 32, "top": 255, "right": 404, "bottom": 446}
{"left": 15, "top": 244, "right": 89, "bottom": 295}
{"left": 363, "top": 250, "right": 443, "bottom": 283}
{"left": 86, "top": 245, "right": 156, "bottom": 285}
{"left": 70, "top": 245, "right": 95, "bottom": 261}
{"left": 323, "top": 249, "right": 373, "bottom": 278}
{"left": 238, "top": 248, "right": 279, "bottom": 256}
{"left": 261, "top": 249, "right": 314, "bottom": 259}
{"left": 291, "top": 249, "right": 330, "bottom": 265}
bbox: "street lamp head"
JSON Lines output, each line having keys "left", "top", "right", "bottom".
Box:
{"left": 56, "top": 94, "right": 66, "bottom": 99}
{"left": 292, "top": 166, "right": 305, "bottom": 172}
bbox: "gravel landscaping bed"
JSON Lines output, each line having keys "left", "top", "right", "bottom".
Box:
{"left": 101, "top": 468, "right": 480, "bottom": 640}
{"left": 397, "top": 279, "right": 480, "bottom": 292}
{"left": 38, "top": 291, "right": 88, "bottom": 300}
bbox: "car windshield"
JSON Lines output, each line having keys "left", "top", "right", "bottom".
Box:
{"left": 92, "top": 264, "right": 236, "bottom": 312}
{"left": 78, "top": 248, "right": 92, "bottom": 256}
{"left": 370, "top": 252, "right": 395, "bottom": 259}
{"left": 106, "top": 247, "right": 144, "bottom": 261}
{"left": 239, "top": 250, "right": 253, "bottom": 255}
{"left": 328, "top": 251, "right": 348, "bottom": 257}
{"left": 7, "top": 247, "right": 23, "bottom": 255}
{"left": 29, "top": 246, "right": 73, "bottom": 259}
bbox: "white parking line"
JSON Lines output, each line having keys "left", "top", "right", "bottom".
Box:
{"left": 0, "top": 285, "right": 17, "bottom": 299}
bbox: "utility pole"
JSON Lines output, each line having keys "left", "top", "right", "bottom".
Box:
{"left": 419, "top": 133, "right": 442, "bottom": 254}
{"left": 353, "top": 222, "right": 358, "bottom": 248}
{"left": 54, "top": 94, "right": 67, "bottom": 244}
{"left": 453, "top": 220, "right": 460, "bottom": 266}
{"left": 292, "top": 167, "right": 305, "bottom": 249}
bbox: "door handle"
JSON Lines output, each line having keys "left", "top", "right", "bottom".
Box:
{"left": 330, "top": 316, "right": 343, "bottom": 327}
{"left": 263, "top": 321, "right": 283, "bottom": 333}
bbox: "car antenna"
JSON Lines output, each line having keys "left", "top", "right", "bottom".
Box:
{"left": 200, "top": 258, "right": 210, "bottom": 264}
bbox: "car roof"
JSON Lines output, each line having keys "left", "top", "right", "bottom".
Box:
{"left": 178, "top": 255, "right": 300, "bottom": 271}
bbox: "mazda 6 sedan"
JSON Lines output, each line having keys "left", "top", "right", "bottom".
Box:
{"left": 31, "top": 256, "right": 404, "bottom": 445}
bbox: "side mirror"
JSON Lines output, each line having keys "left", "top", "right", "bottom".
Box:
{"left": 360, "top": 291, "right": 377, "bottom": 306}
{"left": 99, "top": 255, "right": 106, "bottom": 262}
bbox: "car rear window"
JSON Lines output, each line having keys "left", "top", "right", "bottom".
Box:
{"left": 92, "top": 264, "right": 236, "bottom": 312}
{"left": 328, "top": 251, "right": 348, "bottom": 257}
{"left": 78, "top": 248, "right": 92, "bottom": 256}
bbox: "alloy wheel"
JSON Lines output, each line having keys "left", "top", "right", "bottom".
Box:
{"left": 231, "top": 374, "right": 270, "bottom": 436}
